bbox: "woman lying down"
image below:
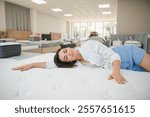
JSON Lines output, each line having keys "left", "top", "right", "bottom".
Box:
{"left": 13, "top": 40, "right": 150, "bottom": 84}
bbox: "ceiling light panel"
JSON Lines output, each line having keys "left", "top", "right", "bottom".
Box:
{"left": 31, "top": 0, "right": 47, "bottom": 4}
{"left": 51, "top": 8, "right": 63, "bottom": 12}
{"left": 102, "top": 11, "right": 111, "bottom": 15}
{"left": 64, "top": 14, "right": 73, "bottom": 17}
{"left": 98, "top": 4, "right": 110, "bottom": 8}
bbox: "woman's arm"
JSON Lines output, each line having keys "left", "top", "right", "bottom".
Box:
{"left": 12, "top": 62, "right": 47, "bottom": 71}
{"left": 108, "top": 60, "right": 127, "bottom": 84}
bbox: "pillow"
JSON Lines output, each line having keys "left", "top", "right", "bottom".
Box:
{"left": 124, "top": 40, "right": 142, "bottom": 48}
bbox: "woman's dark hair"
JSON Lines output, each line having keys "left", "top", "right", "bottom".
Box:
{"left": 54, "top": 48, "right": 77, "bottom": 68}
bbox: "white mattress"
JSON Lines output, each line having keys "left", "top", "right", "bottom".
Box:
{"left": 0, "top": 53, "right": 150, "bottom": 100}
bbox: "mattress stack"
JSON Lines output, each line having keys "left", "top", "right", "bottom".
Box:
{"left": 0, "top": 38, "right": 16, "bottom": 42}
{"left": 0, "top": 42, "right": 21, "bottom": 58}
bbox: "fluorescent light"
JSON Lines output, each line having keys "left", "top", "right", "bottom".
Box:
{"left": 51, "top": 8, "right": 63, "bottom": 12}
{"left": 102, "top": 11, "right": 111, "bottom": 15}
{"left": 64, "top": 14, "right": 73, "bottom": 17}
{"left": 31, "top": 0, "right": 47, "bottom": 4}
{"left": 98, "top": 4, "right": 110, "bottom": 8}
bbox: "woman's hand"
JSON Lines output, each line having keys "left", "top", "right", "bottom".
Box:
{"left": 109, "top": 60, "right": 127, "bottom": 84}
{"left": 12, "top": 63, "right": 33, "bottom": 71}
{"left": 108, "top": 71, "right": 127, "bottom": 84}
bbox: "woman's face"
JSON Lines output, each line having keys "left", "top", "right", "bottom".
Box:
{"left": 59, "top": 48, "right": 78, "bottom": 62}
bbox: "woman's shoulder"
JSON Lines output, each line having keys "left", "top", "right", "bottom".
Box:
{"left": 85, "top": 40, "right": 99, "bottom": 45}
{"left": 84, "top": 40, "right": 104, "bottom": 47}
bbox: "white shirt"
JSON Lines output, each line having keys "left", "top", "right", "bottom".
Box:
{"left": 77, "top": 40, "right": 120, "bottom": 69}
{"left": 46, "top": 40, "right": 120, "bottom": 69}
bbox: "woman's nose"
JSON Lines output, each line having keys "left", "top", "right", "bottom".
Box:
{"left": 66, "top": 53, "right": 71, "bottom": 56}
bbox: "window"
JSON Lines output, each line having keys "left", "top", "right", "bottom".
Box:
{"left": 96, "top": 22, "right": 103, "bottom": 37}
{"left": 104, "top": 22, "right": 116, "bottom": 37}
{"left": 71, "top": 21, "right": 116, "bottom": 40}
{"left": 80, "top": 23, "right": 87, "bottom": 38}
{"left": 87, "top": 22, "right": 95, "bottom": 33}
{"left": 72, "top": 23, "right": 80, "bottom": 39}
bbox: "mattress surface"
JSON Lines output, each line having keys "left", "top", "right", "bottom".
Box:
{"left": 0, "top": 42, "right": 21, "bottom": 46}
{"left": 0, "top": 53, "right": 150, "bottom": 100}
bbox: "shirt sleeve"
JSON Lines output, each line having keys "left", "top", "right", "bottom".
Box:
{"left": 46, "top": 61, "right": 56, "bottom": 69}
{"left": 89, "top": 40, "right": 121, "bottom": 65}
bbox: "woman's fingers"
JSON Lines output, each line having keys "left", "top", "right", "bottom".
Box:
{"left": 108, "top": 74, "right": 121, "bottom": 84}
{"left": 12, "top": 64, "right": 32, "bottom": 71}
{"left": 12, "top": 66, "right": 24, "bottom": 70}
{"left": 23, "top": 66, "right": 31, "bottom": 71}
{"left": 122, "top": 77, "right": 127, "bottom": 82}
{"left": 118, "top": 77, "right": 124, "bottom": 84}
{"left": 119, "top": 75, "right": 127, "bottom": 84}
{"left": 117, "top": 77, "right": 124, "bottom": 84}
{"left": 108, "top": 74, "right": 127, "bottom": 84}
{"left": 118, "top": 76, "right": 127, "bottom": 84}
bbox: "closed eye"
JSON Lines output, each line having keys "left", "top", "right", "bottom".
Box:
{"left": 63, "top": 49, "right": 67, "bottom": 53}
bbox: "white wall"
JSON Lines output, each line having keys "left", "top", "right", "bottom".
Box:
{"left": 117, "top": 0, "right": 150, "bottom": 34}
{"left": 37, "top": 11, "right": 66, "bottom": 34}
{"left": 0, "top": 0, "right": 6, "bottom": 31}
{"left": 30, "top": 8, "right": 38, "bottom": 34}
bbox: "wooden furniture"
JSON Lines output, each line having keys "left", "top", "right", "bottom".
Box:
{"left": 7, "top": 30, "right": 32, "bottom": 40}
{"left": 22, "top": 41, "right": 80, "bottom": 54}
{"left": 5, "top": 31, "right": 63, "bottom": 53}
{"left": 23, "top": 45, "right": 60, "bottom": 53}
{"left": 0, "top": 31, "right": 7, "bottom": 38}
{"left": 41, "top": 32, "right": 61, "bottom": 40}
{"left": 50, "top": 32, "right": 61, "bottom": 40}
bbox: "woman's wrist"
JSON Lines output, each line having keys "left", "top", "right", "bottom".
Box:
{"left": 31, "top": 62, "right": 47, "bottom": 68}
{"left": 31, "top": 63, "right": 35, "bottom": 68}
{"left": 112, "top": 60, "right": 121, "bottom": 75}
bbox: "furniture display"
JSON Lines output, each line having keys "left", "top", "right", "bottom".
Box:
{"left": 50, "top": 32, "right": 61, "bottom": 40}
{"left": 124, "top": 40, "right": 142, "bottom": 48}
{"left": 110, "top": 32, "right": 149, "bottom": 51}
{"left": 7, "top": 30, "right": 32, "bottom": 40}
{"left": 41, "top": 32, "right": 61, "bottom": 41}
{"left": 60, "top": 43, "right": 76, "bottom": 48}
{"left": 29, "top": 36, "right": 40, "bottom": 41}
{"left": 0, "top": 42, "right": 21, "bottom": 58}
{"left": 21, "top": 40, "right": 62, "bottom": 53}
{"left": 2, "top": 31, "right": 63, "bottom": 53}
{"left": 41, "top": 34, "right": 51, "bottom": 40}
{"left": 23, "top": 45, "right": 60, "bottom": 53}
{"left": 0, "top": 38, "right": 16, "bottom": 42}
{"left": 0, "top": 31, "right": 7, "bottom": 38}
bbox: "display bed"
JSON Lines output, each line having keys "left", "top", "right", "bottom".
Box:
{"left": 0, "top": 42, "right": 21, "bottom": 58}
{"left": 0, "top": 53, "right": 150, "bottom": 100}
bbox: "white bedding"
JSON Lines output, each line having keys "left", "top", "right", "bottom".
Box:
{"left": 0, "top": 53, "right": 150, "bottom": 100}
